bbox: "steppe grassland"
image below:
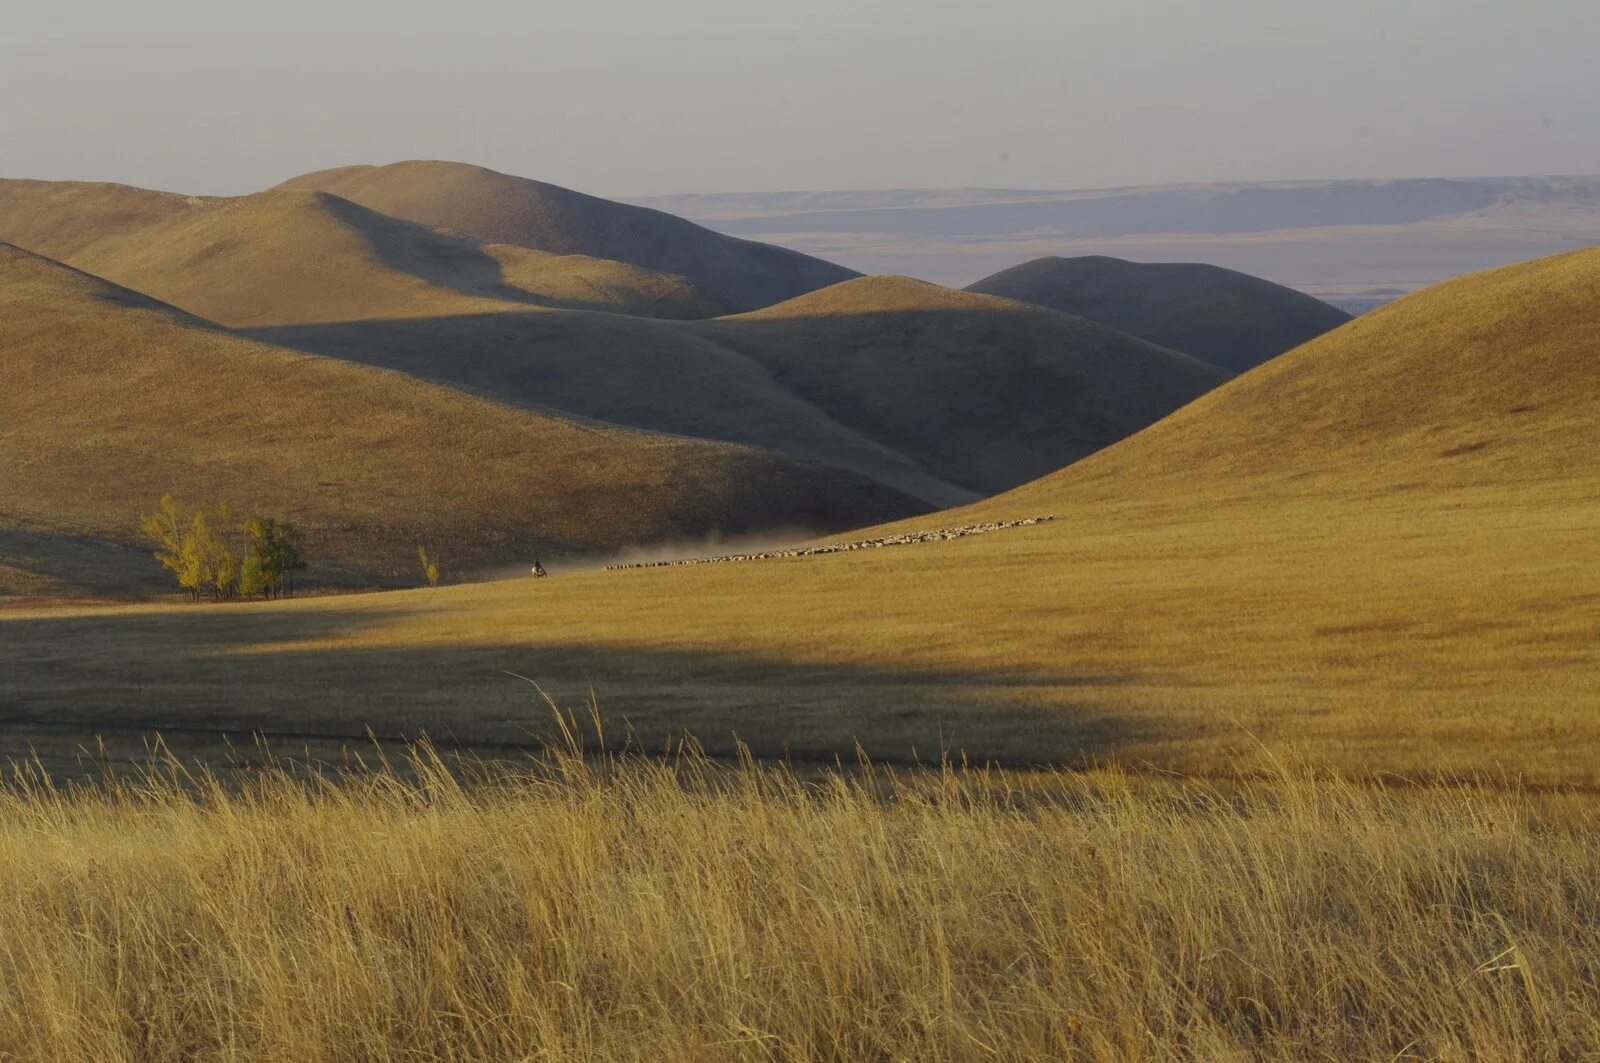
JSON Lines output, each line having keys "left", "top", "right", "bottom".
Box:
{"left": 5, "top": 475, "right": 1595, "bottom": 782}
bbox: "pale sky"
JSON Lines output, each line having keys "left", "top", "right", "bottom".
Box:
{"left": 3, "top": 0, "right": 1597, "bottom": 197}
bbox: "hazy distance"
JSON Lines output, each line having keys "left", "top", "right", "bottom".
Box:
{"left": 4, "top": 0, "right": 1598, "bottom": 198}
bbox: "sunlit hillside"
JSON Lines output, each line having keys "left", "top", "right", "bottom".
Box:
{"left": 276, "top": 160, "right": 859, "bottom": 311}
{"left": 0, "top": 184, "right": 724, "bottom": 324}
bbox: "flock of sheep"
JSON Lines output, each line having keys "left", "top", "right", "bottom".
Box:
{"left": 603, "top": 516, "right": 1057, "bottom": 572}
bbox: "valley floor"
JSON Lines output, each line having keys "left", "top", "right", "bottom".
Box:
{"left": 3, "top": 480, "right": 1595, "bottom": 785}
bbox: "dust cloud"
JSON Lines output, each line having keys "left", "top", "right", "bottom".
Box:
{"left": 472, "top": 526, "right": 825, "bottom": 582}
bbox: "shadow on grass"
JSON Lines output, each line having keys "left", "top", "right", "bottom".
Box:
{"left": 0, "top": 603, "right": 1166, "bottom": 770}
{"left": 0, "top": 527, "right": 162, "bottom": 596}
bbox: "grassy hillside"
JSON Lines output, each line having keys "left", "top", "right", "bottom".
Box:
{"left": 701, "top": 276, "right": 1233, "bottom": 493}
{"left": 967, "top": 255, "right": 1352, "bottom": 371}
{"left": 4, "top": 248, "right": 1594, "bottom": 780}
{"left": 8, "top": 188, "right": 721, "bottom": 326}
{"left": 0, "top": 244, "right": 922, "bottom": 595}
{"left": 252, "top": 275, "right": 1229, "bottom": 504}
{"left": 973, "top": 246, "right": 1600, "bottom": 500}
{"left": 276, "top": 160, "right": 859, "bottom": 311}
{"left": 0, "top": 178, "right": 201, "bottom": 261}
{"left": 0, "top": 173, "right": 1239, "bottom": 511}
{"left": 248, "top": 308, "right": 976, "bottom": 509}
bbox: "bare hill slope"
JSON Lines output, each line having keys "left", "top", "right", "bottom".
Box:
{"left": 966, "top": 255, "right": 1352, "bottom": 371}
{"left": 0, "top": 244, "right": 922, "bottom": 595}
{"left": 246, "top": 307, "right": 976, "bottom": 509}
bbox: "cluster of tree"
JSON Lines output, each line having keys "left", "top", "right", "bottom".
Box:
{"left": 141, "top": 495, "right": 305, "bottom": 601}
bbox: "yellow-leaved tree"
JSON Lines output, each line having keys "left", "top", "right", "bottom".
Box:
{"left": 417, "top": 546, "right": 441, "bottom": 587}
{"left": 141, "top": 494, "right": 206, "bottom": 600}
{"left": 140, "top": 498, "right": 306, "bottom": 601}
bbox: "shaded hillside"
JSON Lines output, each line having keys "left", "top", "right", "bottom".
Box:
{"left": 250, "top": 275, "right": 1230, "bottom": 503}
{"left": 700, "top": 277, "right": 1232, "bottom": 493}
{"left": 276, "top": 160, "right": 859, "bottom": 311}
{"left": 0, "top": 244, "right": 923, "bottom": 595}
{"left": 966, "top": 256, "right": 1351, "bottom": 371}
{"left": 0, "top": 172, "right": 1240, "bottom": 512}
{"left": 247, "top": 309, "right": 974, "bottom": 509}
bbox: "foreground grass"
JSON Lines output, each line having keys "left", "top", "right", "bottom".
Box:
{"left": 1, "top": 743, "right": 1596, "bottom": 1060}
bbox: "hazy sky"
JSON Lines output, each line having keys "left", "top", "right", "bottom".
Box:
{"left": 4, "top": 0, "right": 1598, "bottom": 197}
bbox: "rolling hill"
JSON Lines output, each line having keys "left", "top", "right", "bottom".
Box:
{"left": 0, "top": 179, "right": 202, "bottom": 262}
{"left": 249, "top": 275, "right": 1232, "bottom": 503}
{"left": 0, "top": 186, "right": 723, "bottom": 326}
{"left": 5, "top": 248, "right": 1593, "bottom": 783}
{"left": 968, "top": 246, "right": 1600, "bottom": 501}
{"left": 0, "top": 243, "right": 923, "bottom": 595}
{"left": 697, "top": 276, "right": 1234, "bottom": 492}
{"left": 246, "top": 307, "right": 977, "bottom": 509}
{"left": 0, "top": 170, "right": 1242, "bottom": 514}
{"left": 965, "top": 255, "right": 1352, "bottom": 371}
{"left": 275, "top": 160, "right": 859, "bottom": 311}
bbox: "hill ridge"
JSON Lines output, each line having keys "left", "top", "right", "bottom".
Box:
{"left": 275, "top": 159, "right": 860, "bottom": 311}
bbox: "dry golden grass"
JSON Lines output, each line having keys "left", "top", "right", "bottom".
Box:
{"left": 0, "top": 244, "right": 920, "bottom": 593}
{"left": 0, "top": 742, "right": 1594, "bottom": 1060}
{"left": 10, "top": 477, "right": 1587, "bottom": 780}
{"left": 0, "top": 179, "right": 201, "bottom": 262}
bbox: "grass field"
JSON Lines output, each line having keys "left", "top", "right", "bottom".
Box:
{"left": 5, "top": 476, "right": 1593, "bottom": 783}
{"left": 5, "top": 248, "right": 1596, "bottom": 780}
{"left": 2, "top": 192, "right": 1597, "bottom": 1058}
{"left": 0, "top": 744, "right": 1593, "bottom": 1060}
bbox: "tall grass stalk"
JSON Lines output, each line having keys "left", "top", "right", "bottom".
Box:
{"left": 0, "top": 737, "right": 1594, "bottom": 1060}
